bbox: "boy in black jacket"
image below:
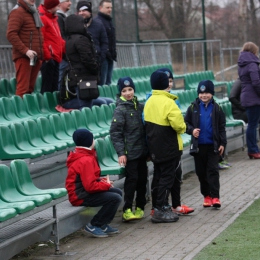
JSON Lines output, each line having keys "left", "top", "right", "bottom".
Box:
{"left": 185, "top": 80, "right": 227, "bottom": 208}
{"left": 110, "top": 77, "right": 148, "bottom": 221}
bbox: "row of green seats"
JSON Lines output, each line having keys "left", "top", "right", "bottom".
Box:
{"left": 184, "top": 70, "right": 228, "bottom": 90}
{"left": 0, "top": 76, "right": 42, "bottom": 98}
{"left": 0, "top": 160, "right": 67, "bottom": 222}
{"left": 0, "top": 92, "right": 59, "bottom": 126}
{"left": 0, "top": 103, "right": 116, "bottom": 160}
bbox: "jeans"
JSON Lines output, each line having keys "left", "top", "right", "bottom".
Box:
{"left": 62, "top": 86, "right": 93, "bottom": 110}
{"left": 123, "top": 157, "right": 148, "bottom": 211}
{"left": 246, "top": 106, "right": 260, "bottom": 154}
{"left": 40, "top": 59, "right": 59, "bottom": 94}
{"left": 81, "top": 187, "right": 122, "bottom": 227}
{"left": 93, "top": 97, "right": 114, "bottom": 106}
{"left": 58, "top": 59, "right": 68, "bottom": 91}
{"left": 193, "top": 144, "right": 220, "bottom": 198}
{"left": 99, "top": 58, "right": 114, "bottom": 86}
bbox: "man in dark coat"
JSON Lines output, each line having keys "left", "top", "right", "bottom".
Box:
{"left": 94, "top": 0, "right": 117, "bottom": 86}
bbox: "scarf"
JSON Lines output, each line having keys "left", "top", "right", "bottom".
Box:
{"left": 24, "top": 0, "right": 43, "bottom": 28}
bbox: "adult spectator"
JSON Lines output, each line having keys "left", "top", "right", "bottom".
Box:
{"left": 61, "top": 14, "right": 99, "bottom": 110}
{"left": 6, "top": 0, "right": 43, "bottom": 97}
{"left": 76, "top": 1, "right": 113, "bottom": 106}
{"left": 238, "top": 42, "right": 260, "bottom": 159}
{"left": 38, "top": 0, "right": 65, "bottom": 94}
{"left": 228, "top": 79, "right": 248, "bottom": 123}
{"left": 57, "top": 0, "right": 72, "bottom": 90}
{"left": 95, "top": 0, "right": 116, "bottom": 86}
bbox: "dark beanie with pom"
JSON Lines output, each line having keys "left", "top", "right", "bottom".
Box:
{"left": 73, "top": 129, "right": 94, "bottom": 148}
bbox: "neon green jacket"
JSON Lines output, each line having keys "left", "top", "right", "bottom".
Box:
{"left": 144, "top": 90, "right": 186, "bottom": 163}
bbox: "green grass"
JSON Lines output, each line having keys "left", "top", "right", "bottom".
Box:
{"left": 194, "top": 198, "right": 260, "bottom": 260}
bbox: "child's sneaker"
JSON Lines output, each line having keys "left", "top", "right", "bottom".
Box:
{"left": 122, "top": 209, "right": 138, "bottom": 221}
{"left": 84, "top": 223, "right": 108, "bottom": 238}
{"left": 203, "top": 196, "right": 213, "bottom": 207}
{"left": 212, "top": 198, "right": 221, "bottom": 208}
{"left": 172, "top": 205, "right": 194, "bottom": 215}
{"left": 101, "top": 224, "right": 119, "bottom": 234}
{"left": 134, "top": 207, "right": 144, "bottom": 219}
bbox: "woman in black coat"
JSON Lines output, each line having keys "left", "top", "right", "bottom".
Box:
{"left": 62, "top": 14, "right": 99, "bottom": 110}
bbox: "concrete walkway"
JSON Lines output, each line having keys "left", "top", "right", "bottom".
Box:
{"left": 16, "top": 147, "right": 260, "bottom": 260}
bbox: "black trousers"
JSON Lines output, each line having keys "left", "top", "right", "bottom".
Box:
{"left": 123, "top": 157, "right": 148, "bottom": 211}
{"left": 152, "top": 157, "right": 180, "bottom": 210}
{"left": 151, "top": 157, "right": 181, "bottom": 209}
{"left": 193, "top": 144, "right": 220, "bottom": 198}
{"left": 40, "top": 59, "right": 59, "bottom": 94}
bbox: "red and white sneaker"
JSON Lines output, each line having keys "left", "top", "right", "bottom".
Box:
{"left": 203, "top": 196, "right": 213, "bottom": 207}
{"left": 212, "top": 198, "right": 221, "bottom": 208}
{"left": 150, "top": 208, "right": 154, "bottom": 216}
{"left": 172, "top": 205, "right": 194, "bottom": 215}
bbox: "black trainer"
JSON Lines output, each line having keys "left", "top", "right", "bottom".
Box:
{"left": 151, "top": 207, "right": 179, "bottom": 223}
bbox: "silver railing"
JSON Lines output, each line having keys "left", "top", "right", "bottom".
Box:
{"left": 0, "top": 41, "right": 240, "bottom": 80}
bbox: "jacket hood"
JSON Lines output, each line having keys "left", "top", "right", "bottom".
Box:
{"left": 66, "top": 148, "right": 95, "bottom": 167}
{"left": 151, "top": 90, "right": 178, "bottom": 101}
{"left": 65, "top": 14, "right": 86, "bottom": 36}
{"left": 238, "top": 51, "right": 260, "bottom": 67}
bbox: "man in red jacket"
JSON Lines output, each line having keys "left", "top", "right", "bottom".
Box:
{"left": 6, "top": 0, "right": 43, "bottom": 97}
{"left": 38, "top": 0, "right": 65, "bottom": 93}
{"left": 66, "top": 129, "right": 122, "bottom": 238}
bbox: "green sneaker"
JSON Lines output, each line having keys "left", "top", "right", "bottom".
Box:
{"left": 134, "top": 207, "right": 144, "bottom": 219}
{"left": 122, "top": 209, "right": 137, "bottom": 222}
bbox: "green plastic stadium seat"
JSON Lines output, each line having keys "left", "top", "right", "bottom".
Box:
{"left": 10, "top": 123, "right": 44, "bottom": 156}
{"left": 9, "top": 77, "right": 16, "bottom": 96}
{"left": 100, "top": 104, "right": 113, "bottom": 126}
{"left": 23, "top": 119, "right": 57, "bottom": 153}
{"left": 10, "top": 95, "right": 33, "bottom": 120}
{"left": 10, "top": 160, "right": 67, "bottom": 199}
{"left": 0, "top": 97, "right": 25, "bottom": 123}
{"left": 33, "top": 75, "right": 42, "bottom": 94}
{"left": 0, "top": 196, "right": 35, "bottom": 214}
{"left": 104, "top": 135, "right": 119, "bottom": 163}
{"left": 95, "top": 138, "right": 125, "bottom": 176}
{"left": 91, "top": 105, "right": 110, "bottom": 132}
{"left": 0, "top": 125, "right": 43, "bottom": 160}
{"left": 59, "top": 112, "right": 77, "bottom": 137}
{"left": 0, "top": 78, "right": 12, "bottom": 97}
{"left": 0, "top": 164, "right": 52, "bottom": 206}
{"left": 36, "top": 117, "right": 68, "bottom": 150}
{"left": 0, "top": 208, "right": 17, "bottom": 222}
{"left": 81, "top": 107, "right": 107, "bottom": 138}
{"left": 23, "top": 94, "right": 49, "bottom": 117}
{"left": 48, "top": 114, "right": 75, "bottom": 147}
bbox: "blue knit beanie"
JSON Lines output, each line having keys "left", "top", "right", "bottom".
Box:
{"left": 197, "top": 80, "right": 215, "bottom": 95}
{"left": 73, "top": 129, "right": 93, "bottom": 147}
{"left": 157, "top": 68, "right": 174, "bottom": 79}
{"left": 117, "top": 77, "right": 135, "bottom": 93}
{"left": 150, "top": 71, "right": 169, "bottom": 90}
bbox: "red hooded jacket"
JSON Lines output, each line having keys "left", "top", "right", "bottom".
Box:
{"left": 38, "top": 5, "right": 65, "bottom": 63}
{"left": 65, "top": 147, "right": 111, "bottom": 206}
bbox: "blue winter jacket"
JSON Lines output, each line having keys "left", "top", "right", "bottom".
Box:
{"left": 238, "top": 51, "right": 260, "bottom": 107}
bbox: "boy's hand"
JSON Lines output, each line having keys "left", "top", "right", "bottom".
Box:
{"left": 193, "top": 128, "right": 200, "bottom": 138}
{"left": 218, "top": 145, "right": 225, "bottom": 156}
{"left": 118, "top": 155, "right": 127, "bottom": 167}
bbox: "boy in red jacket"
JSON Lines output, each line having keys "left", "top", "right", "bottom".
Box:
{"left": 66, "top": 129, "right": 122, "bottom": 237}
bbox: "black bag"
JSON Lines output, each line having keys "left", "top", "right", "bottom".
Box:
{"left": 78, "top": 76, "right": 99, "bottom": 100}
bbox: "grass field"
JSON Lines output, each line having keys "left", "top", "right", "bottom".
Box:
{"left": 194, "top": 198, "right": 260, "bottom": 260}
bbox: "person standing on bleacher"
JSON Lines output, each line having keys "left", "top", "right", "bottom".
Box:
{"left": 6, "top": 0, "right": 43, "bottom": 97}
{"left": 66, "top": 129, "right": 122, "bottom": 238}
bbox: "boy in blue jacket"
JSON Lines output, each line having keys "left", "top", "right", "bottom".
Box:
{"left": 184, "top": 80, "right": 227, "bottom": 208}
